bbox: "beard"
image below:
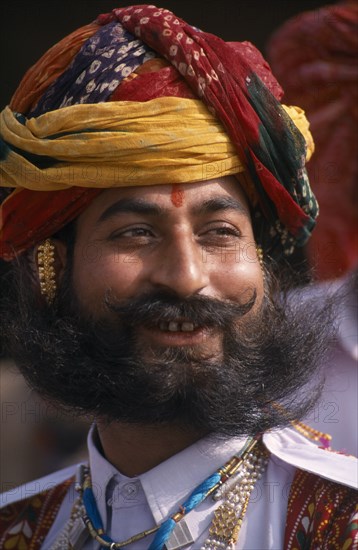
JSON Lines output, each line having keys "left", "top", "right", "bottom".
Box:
{"left": 1, "top": 258, "right": 335, "bottom": 438}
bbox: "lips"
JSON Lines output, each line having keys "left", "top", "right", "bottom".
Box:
{"left": 137, "top": 318, "right": 213, "bottom": 347}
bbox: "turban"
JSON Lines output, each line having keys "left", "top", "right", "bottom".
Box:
{"left": 1, "top": 4, "right": 316, "bottom": 260}
{"left": 267, "top": 1, "right": 358, "bottom": 279}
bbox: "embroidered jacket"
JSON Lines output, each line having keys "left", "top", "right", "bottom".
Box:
{"left": 1, "top": 468, "right": 357, "bottom": 549}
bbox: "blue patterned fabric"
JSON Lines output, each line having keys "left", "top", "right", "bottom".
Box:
{"left": 29, "top": 21, "right": 158, "bottom": 117}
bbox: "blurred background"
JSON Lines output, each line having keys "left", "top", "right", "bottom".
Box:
{"left": 2, "top": 0, "right": 356, "bottom": 492}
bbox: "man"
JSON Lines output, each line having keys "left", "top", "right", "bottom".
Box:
{"left": 0, "top": 5, "right": 356, "bottom": 549}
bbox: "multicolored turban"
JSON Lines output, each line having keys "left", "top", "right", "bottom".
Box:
{"left": 268, "top": 1, "right": 358, "bottom": 279}
{"left": 0, "top": 4, "right": 316, "bottom": 261}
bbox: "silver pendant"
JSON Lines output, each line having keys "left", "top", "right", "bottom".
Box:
{"left": 165, "top": 520, "right": 195, "bottom": 550}
{"left": 68, "top": 517, "right": 90, "bottom": 549}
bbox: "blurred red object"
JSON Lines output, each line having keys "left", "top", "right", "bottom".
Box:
{"left": 267, "top": 1, "right": 358, "bottom": 280}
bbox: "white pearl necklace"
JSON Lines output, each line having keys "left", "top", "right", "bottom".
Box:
{"left": 200, "top": 443, "right": 269, "bottom": 549}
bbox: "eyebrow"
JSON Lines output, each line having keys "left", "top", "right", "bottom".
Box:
{"left": 96, "top": 194, "right": 249, "bottom": 224}
{"left": 192, "top": 196, "right": 250, "bottom": 217}
{"left": 97, "top": 198, "right": 164, "bottom": 224}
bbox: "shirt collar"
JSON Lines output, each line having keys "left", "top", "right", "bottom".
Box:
{"left": 139, "top": 432, "right": 248, "bottom": 523}
{"left": 87, "top": 424, "right": 248, "bottom": 525}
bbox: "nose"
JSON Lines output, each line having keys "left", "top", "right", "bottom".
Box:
{"left": 150, "top": 232, "right": 209, "bottom": 297}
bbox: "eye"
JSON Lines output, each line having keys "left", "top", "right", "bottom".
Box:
{"left": 197, "top": 223, "right": 242, "bottom": 250}
{"left": 207, "top": 227, "right": 241, "bottom": 236}
{"left": 121, "top": 228, "right": 153, "bottom": 237}
{"left": 109, "top": 226, "right": 155, "bottom": 240}
{"left": 201, "top": 223, "right": 241, "bottom": 238}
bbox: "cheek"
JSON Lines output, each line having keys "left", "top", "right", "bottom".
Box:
{"left": 209, "top": 256, "right": 264, "bottom": 305}
{"left": 71, "top": 244, "right": 145, "bottom": 312}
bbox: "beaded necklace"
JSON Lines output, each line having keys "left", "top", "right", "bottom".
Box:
{"left": 52, "top": 435, "right": 269, "bottom": 549}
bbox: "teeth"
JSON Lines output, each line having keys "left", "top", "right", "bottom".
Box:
{"left": 158, "top": 321, "right": 196, "bottom": 332}
{"left": 181, "top": 322, "right": 194, "bottom": 332}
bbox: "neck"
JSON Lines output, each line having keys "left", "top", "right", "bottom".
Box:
{"left": 96, "top": 420, "right": 203, "bottom": 477}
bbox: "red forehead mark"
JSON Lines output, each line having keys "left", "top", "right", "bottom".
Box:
{"left": 170, "top": 185, "right": 185, "bottom": 208}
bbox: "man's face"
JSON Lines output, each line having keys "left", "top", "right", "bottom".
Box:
{"left": 7, "top": 177, "right": 327, "bottom": 434}
{"left": 71, "top": 176, "right": 264, "bottom": 358}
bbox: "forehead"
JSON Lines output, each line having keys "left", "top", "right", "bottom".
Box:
{"left": 77, "top": 176, "right": 251, "bottom": 225}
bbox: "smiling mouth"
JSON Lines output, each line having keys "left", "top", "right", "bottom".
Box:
{"left": 138, "top": 319, "right": 214, "bottom": 347}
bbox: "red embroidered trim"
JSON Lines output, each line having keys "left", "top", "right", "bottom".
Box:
{"left": 284, "top": 469, "right": 358, "bottom": 549}
{"left": 0, "top": 477, "right": 73, "bottom": 549}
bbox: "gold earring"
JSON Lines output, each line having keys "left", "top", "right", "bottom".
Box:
{"left": 256, "top": 245, "right": 264, "bottom": 269}
{"left": 37, "top": 239, "right": 56, "bottom": 304}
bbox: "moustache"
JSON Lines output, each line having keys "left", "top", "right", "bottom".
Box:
{"left": 104, "top": 289, "right": 257, "bottom": 329}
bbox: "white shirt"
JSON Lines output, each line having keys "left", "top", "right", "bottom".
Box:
{"left": 1, "top": 425, "right": 356, "bottom": 550}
